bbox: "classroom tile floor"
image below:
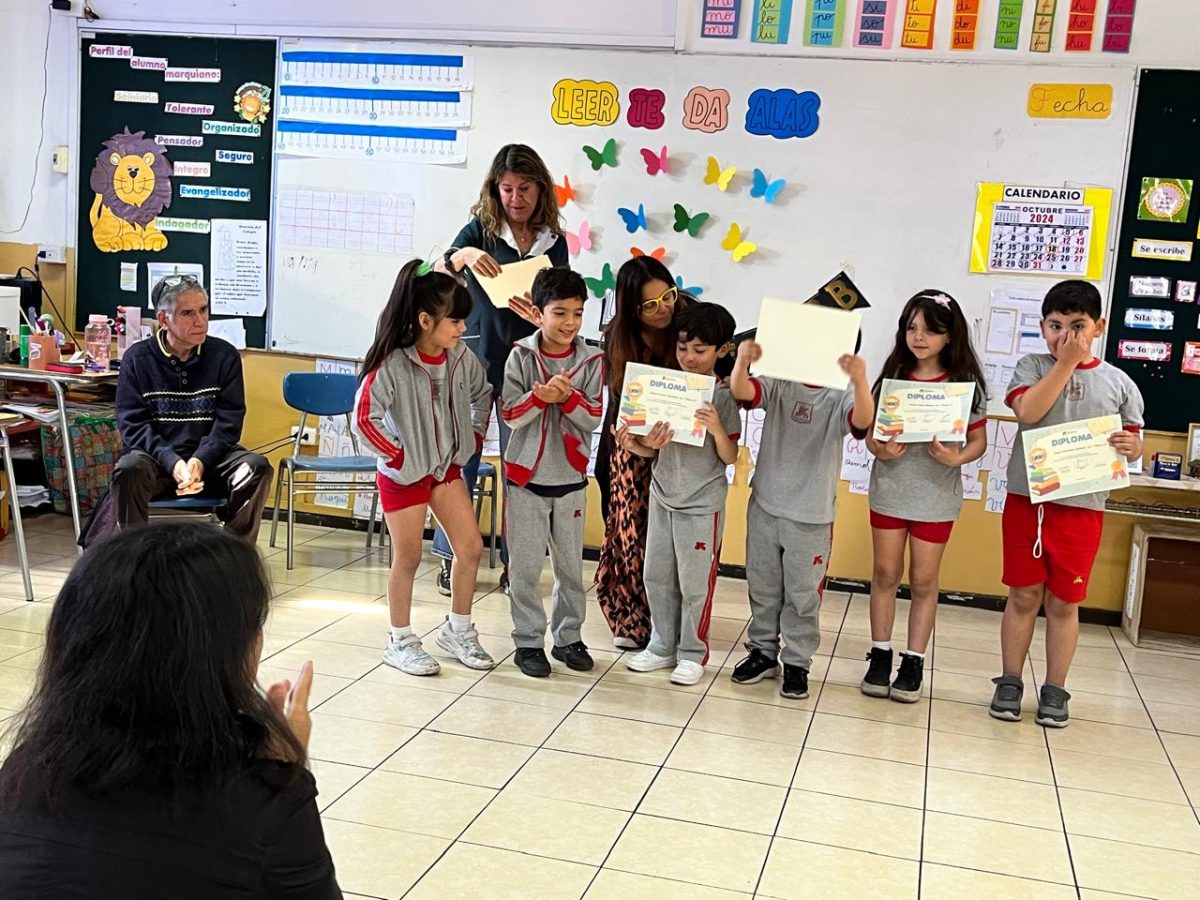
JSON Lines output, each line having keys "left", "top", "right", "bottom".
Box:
{"left": 2, "top": 515, "right": 1200, "bottom": 898}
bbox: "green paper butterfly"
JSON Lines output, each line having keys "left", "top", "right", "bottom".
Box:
{"left": 582, "top": 137, "right": 618, "bottom": 171}
{"left": 672, "top": 203, "right": 710, "bottom": 238}
{"left": 584, "top": 262, "right": 615, "bottom": 298}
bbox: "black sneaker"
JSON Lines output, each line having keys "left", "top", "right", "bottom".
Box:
{"left": 1035, "top": 683, "right": 1071, "bottom": 728}
{"left": 499, "top": 567, "right": 510, "bottom": 596}
{"left": 513, "top": 647, "right": 551, "bottom": 678}
{"left": 890, "top": 652, "right": 924, "bottom": 704}
{"left": 551, "top": 641, "right": 594, "bottom": 672}
{"left": 436, "top": 559, "right": 451, "bottom": 597}
{"left": 860, "top": 647, "right": 894, "bottom": 698}
{"left": 730, "top": 647, "right": 781, "bottom": 684}
{"left": 989, "top": 674, "right": 1024, "bottom": 722}
{"left": 780, "top": 664, "right": 809, "bottom": 700}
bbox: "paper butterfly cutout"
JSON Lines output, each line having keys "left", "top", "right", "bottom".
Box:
{"left": 750, "top": 169, "right": 786, "bottom": 204}
{"left": 554, "top": 175, "right": 576, "bottom": 207}
{"left": 582, "top": 138, "right": 618, "bottom": 171}
{"left": 631, "top": 246, "right": 666, "bottom": 260}
{"left": 640, "top": 145, "right": 669, "bottom": 176}
{"left": 704, "top": 155, "right": 736, "bottom": 192}
{"left": 617, "top": 203, "right": 647, "bottom": 234}
{"left": 674, "top": 274, "right": 703, "bottom": 297}
{"left": 672, "top": 203, "right": 710, "bottom": 238}
{"left": 721, "top": 222, "right": 757, "bottom": 263}
{"left": 584, "top": 262, "right": 616, "bottom": 299}
{"left": 565, "top": 221, "right": 592, "bottom": 256}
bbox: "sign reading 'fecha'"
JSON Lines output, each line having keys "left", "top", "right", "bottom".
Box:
{"left": 1027, "top": 83, "right": 1113, "bottom": 120}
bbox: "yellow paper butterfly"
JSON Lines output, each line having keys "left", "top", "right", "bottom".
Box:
{"left": 721, "top": 222, "right": 758, "bottom": 263}
{"left": 704, "top": 155, "right": 737, "bottom": 192}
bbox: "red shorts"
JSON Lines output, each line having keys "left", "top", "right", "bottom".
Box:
{"left": 1002, "top": 492, "right": 1103, "bottom": 603}
{"left": 869, "top": 510, "right": 954, "bottom": 545}
{"left": 377, "top": 465, "right": 462, "bottom": 513}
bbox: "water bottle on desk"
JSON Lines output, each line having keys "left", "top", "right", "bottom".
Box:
{"left": 84, "top": 314, "right": 112, "bottom": 372}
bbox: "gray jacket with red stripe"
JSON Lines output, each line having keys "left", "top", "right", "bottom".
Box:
{"left": 352, "top": 344, "right": 492, "bottom": 484}
{"left": 501, "top": 334, "right": 604, "bottom": 487}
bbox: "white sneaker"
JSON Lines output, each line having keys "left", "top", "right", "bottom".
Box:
{"left": 670, "top": 660, "right": 705, "bottom": 686}
{"left": 625, "top": 648, "right": 676, "bottom": 672}
{"left": 435, "top": 618, "right": 497, "bottom": 670}
{"left": 383, "top": 633, "right": 440, "bottom": 676}
{"left": 613, "top": 636, "right": 641, "bottom": 650}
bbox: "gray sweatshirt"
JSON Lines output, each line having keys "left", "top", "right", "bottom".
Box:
{"left": 501, "top": 333, "right": 604, "bottom": 487}
{"left": 352, "top": 343, "right": 492, "bottom": 484}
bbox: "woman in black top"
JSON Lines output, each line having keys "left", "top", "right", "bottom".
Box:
{"left": 0, "top": 523, "right": 339, "bottom": 899}
{"left": 431, "top": 144, "right": 569, "bottom": 590}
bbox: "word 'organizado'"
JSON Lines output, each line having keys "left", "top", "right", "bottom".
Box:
{"left": 551, "top": 79, "right": 822, "bottom": 140}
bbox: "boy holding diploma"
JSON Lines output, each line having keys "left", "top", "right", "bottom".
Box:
{"left": 618, "top": 303, "right": 742, "bottom": 686}
{"left": 728, "top": 281, "right": 875, "bottom": 700}
{"left": 992, "top": 281, "right": 1144, "bottom": 728}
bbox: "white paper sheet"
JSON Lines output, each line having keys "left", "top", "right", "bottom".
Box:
{"left": 753, "top": 299, "right": 861, "bottom": 389}
{"left": 120, "top": 262, "right": 137, "bottom": 292}
{"left": 210, "top": 219, "right": 267, "bottom": 316}
{"left": 477, "top": 256, "right": 551, "bottom": 309}
{"left": 207, "top": 318, "right": 247, "bottom": 349}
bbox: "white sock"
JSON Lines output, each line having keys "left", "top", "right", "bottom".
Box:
{"left": 390, "top": 625, "right": 413, "bottom": 642}
{"left": 904, "top": 649, "right": 926, "bottom": 660}
{"left": 871, "top": 640, "right": 892, "bottom": 652}
{"left": 449, "top": 611, "right": 471, "bottom": 633}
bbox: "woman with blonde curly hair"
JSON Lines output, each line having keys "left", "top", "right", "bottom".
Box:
{"left": 432, "top": 144, "right": 569, "bottom": 595}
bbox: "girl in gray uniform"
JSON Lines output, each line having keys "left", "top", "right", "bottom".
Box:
{"left": 353, "top": 261, "right": 496, "bottom": 677}
{"left": 860, "top": 292, "right": 988, "bottom": 703}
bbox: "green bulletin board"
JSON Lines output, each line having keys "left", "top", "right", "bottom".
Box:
{"left": 76, "top": 32, "right": 276, "bottom": 348}
{"left": 1105, "top": 70, "right": 1200, "bottom": 434}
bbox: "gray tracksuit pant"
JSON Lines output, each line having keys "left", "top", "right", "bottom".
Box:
{"left": 644, "top": 496, "right": 724, "bottom": 666}
{"left": 745, "top": 496, "right": 832, "bottom": 669}
{"left": 506, "top": 483, "right": 587, "bottom": 649}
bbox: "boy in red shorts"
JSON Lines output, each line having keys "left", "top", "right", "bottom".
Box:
{"left": 991, "top": 281, "right": 1143, "bottom": 727}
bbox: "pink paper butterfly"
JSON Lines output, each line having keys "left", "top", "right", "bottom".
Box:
{"left": 565, "top": 221, "right": 592, "bottom": 256}
{"left": 640, "top": 145, "right": 669, "bottom": 176}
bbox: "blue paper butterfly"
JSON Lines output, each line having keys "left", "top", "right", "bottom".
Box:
{"left": 674, "top": 275, "right": 703, "bottom": 297}
{"left": 750, "top": 169, "right": 786, "bottom": 204}
{"left": 617, "top": 203, "right": 647, "bottom": 234}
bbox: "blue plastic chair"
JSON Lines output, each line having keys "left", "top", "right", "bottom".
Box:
{"left": 269, "top": 372, "right": 380, "bottom": 570}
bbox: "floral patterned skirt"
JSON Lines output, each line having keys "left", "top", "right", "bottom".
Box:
{"left": 594, "top": 442, "right": 654, "bottom": 645}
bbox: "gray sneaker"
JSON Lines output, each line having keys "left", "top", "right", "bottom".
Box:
{"left": 1036, "top": 684, "right": 1071, "bottom": 728}
{"left": 435, "top": 618, "right": 497, "bottom": 670}
{"left": 989, "top": 674, "right": 1024, "bottom": 721}
{"left": 383, "top": 633, "right": 440, "bottom": 676}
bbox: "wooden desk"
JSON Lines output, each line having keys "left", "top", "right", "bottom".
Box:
{"left": 0, "top": 366, "right": 119, "bottom": 545}
{"left": 0, "top": 413, "right": 33, "bottom": 601}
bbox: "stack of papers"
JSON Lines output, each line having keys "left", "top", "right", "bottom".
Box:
{"left": 0, "top": 404, "right": 59, "bottom": 424}
{"left": 16, "top": 484, "right": 50, "bottom": 508}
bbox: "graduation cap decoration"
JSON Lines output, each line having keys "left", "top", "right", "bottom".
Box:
{"left": 806, "top": 271, "right": 870, "bottom": 312}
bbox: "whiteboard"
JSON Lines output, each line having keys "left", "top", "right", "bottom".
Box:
{"left": 268, "top": 43, "right": 1136, "bottom": 414}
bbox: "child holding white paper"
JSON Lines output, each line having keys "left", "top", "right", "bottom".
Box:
{"left": 728, "top": 320, "right": 874, "bottom": 700}
{"left": 617, "top": 302, "right": 741, "bottom": 686}
{"left": 991, "top": 281, "right": 1143, "bottom": 728}
{"left": 861, "top": 291, "right": 988, "bottom": 703}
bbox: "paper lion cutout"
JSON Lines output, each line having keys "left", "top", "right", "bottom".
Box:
{"left": 89, "top": 128, "right": 173, "bottom": 252}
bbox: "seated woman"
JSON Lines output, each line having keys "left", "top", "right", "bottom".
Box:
{"left": 0, "top": 524, "right": 340, "bottom": 899}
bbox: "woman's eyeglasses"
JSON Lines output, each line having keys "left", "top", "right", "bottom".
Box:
{"left": 640, "top": 286, "right": 679, "bottom": 316}
{"left": 160, "top": 274, "right": 201, "bottom": 287}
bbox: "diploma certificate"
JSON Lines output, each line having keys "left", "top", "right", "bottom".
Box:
{"left": 874, "top": 379, "right": 976, "bottom": 444}
{"left": 1021, "top": 414, "right": 1129, "bottom": 504}
{"left": 618, "top": 363, "right": 716, "bottom": 447}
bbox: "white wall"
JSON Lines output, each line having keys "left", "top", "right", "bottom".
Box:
{"left": 3, "top": 0, "right": 1200, "bottom": 250}
{"left": 0, "top": 1, "right": 76, "bottom": 246}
